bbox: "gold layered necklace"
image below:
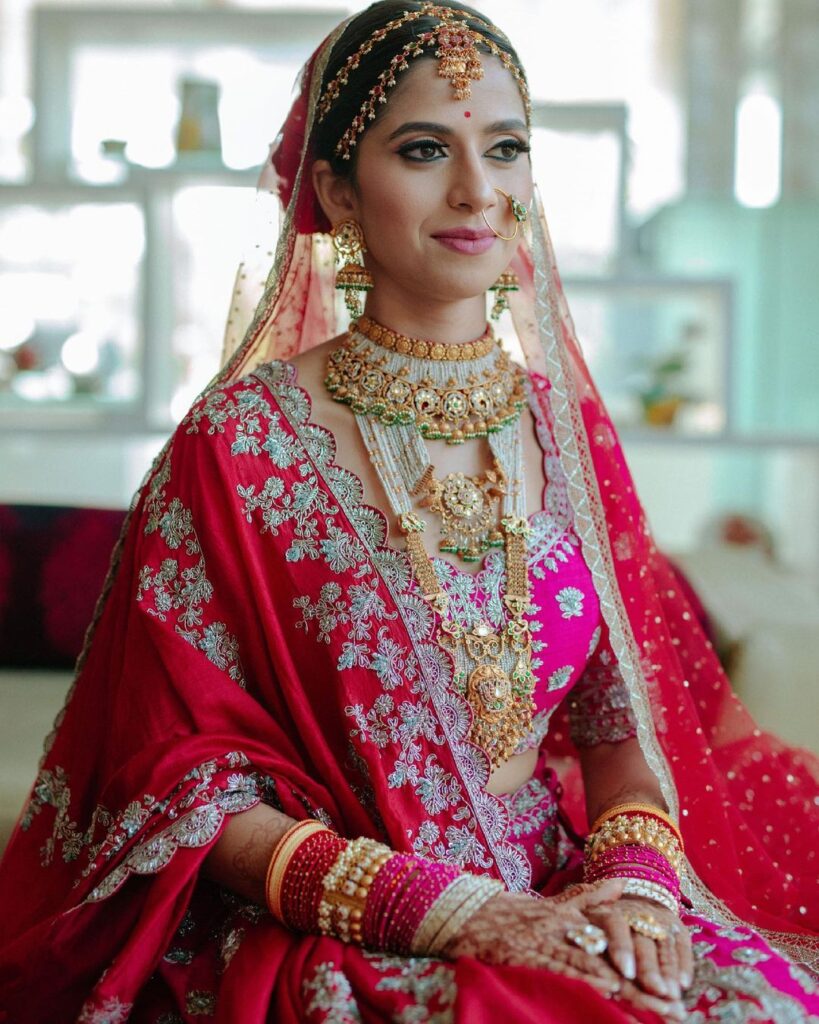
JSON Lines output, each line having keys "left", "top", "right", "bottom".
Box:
{"left": 325, "top": 316, "right": 536, "bottom": 768}
{"left": 325, "top": 314, "right": 527, "bottom": 445}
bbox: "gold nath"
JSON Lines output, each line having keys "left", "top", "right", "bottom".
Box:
{"left": 318, "top": 3, "right": 531, "bottom": 160}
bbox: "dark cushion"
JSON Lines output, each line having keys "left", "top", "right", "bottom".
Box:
{"left": 0, "top": 505, "right": 126, "bottom": 669}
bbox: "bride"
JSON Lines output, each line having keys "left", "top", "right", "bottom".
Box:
{"left": 0, "top": 3, "right": 816, "bottom": 1021}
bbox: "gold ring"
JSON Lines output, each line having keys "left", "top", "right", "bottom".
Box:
{"left": 625, "top": 911, "right": 669, "bottom": 942}
{"left": 481, "top": 187, "right": 528, "bottom": 241}
{"left": 566, "top": 923, "right": 608, "bottom": 956}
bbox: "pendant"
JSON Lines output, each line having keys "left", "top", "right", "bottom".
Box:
{"left": 414, "top": 461, "right": 506, "bottom": 562}
{"left": 466, "top": 664, "right": 512, "bottom": 723}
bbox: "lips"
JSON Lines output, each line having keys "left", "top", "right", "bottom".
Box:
{"left": 432, "top": 227, "right": 496, "bottom": 255}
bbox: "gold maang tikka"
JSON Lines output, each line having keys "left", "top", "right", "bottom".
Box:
{"left": 318, "top": 4, "right": 532, "bottom": 161}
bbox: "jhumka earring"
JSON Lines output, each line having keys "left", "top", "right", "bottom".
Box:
{"left": 482, "top": 187, "right": 528, "bottom": 241}
{"left": 331, "top": 219, "right": 373, "bottom": 318}
{"left": 488, "top": 268, "right": 520, "bottom": 321}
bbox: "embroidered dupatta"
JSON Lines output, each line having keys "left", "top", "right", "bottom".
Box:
{"left": 1, "top": 7, "right": 817, "bottom": 1021}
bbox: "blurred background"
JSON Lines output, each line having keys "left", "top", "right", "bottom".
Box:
{"left": 0, "top": 0, "right": 817, "bottom": 847}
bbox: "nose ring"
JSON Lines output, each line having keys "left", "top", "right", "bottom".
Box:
{"left": 482, "top": 187, "right": 528, "bottom": 241}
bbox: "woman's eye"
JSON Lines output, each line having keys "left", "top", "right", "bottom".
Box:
{"left": 488, "top": 139, "right": 531, "bottom": 162}
{"left": 397, "top": 139, "right": 449, "bottom": 162}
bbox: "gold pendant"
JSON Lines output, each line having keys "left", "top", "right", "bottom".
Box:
{"left": 413, "top": 461, "right": 506, "bottom": 562}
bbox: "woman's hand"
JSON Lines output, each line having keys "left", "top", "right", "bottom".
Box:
{"left": 442, "top": 879, "right": 627, "bottom": 996}
{"left": 586, "top": 895, "right": 693, "bottom": 1007}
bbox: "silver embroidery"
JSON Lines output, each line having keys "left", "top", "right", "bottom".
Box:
{"left": 368, "top": 953, "right": 456, "bottom": 1024}
{"left": 684, "top": 959, "right": 811, "bottom": 1023}
{"left": 302, "top": 962, "right": 363, "bottom": 1023}
{"left": 77, "top": 997, "right": 132, "bottom": 1024}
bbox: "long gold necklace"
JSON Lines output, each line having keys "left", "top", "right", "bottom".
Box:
{"left": 327, "top": 316, "right": 536, "bottom": 768}
{"left": 399, "top": 510, "right": 536, "bottom": 766}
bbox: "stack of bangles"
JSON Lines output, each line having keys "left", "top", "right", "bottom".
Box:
{"left": 264, "top": 820, "right": 505, "bottom": 955}
{"left": 583, "top": 802, "right": 685, "bottom": 914}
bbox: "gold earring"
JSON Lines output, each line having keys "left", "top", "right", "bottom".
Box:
{"left": 481, "top": 188, "right": 528, "bottom": 241}
{"left": 331, "top": 219, "right": 373, "bottom": 319}
{"left": 488, "top": 268, "right": 519, "bottom": 320}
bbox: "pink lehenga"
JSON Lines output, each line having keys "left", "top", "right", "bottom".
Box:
{"left": 0, "top": 17, "right": 817, "bottom": 1024}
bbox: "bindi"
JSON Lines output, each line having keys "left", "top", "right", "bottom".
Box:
{"left": 464, "top": 110, "right": 472, "bottom": 118}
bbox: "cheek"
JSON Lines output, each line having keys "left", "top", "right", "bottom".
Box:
{"left": 361, "top": 180, "right": 430, "bottom": 254}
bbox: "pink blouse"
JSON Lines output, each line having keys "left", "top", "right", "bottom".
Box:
{"left": 418, "top": 375, "right": 638, "bottom": 756}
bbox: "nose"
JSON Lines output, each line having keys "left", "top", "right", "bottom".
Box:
{"left": 446, "top": 148, "right": 497, "bottom": 217}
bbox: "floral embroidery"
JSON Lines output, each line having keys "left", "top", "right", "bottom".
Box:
{"left": 788, "top": 964, "right": 819, "bottom": 997}
{"left": 249, "top": 364, "right": 514, "bottom": 880}
{"left": 501, "top": 775, "right": 559, "bottom": 840}
{"left": 185, "top": 990, "right": 217, "bottom": 1015}
{"left": 731, "top": 947, "right": 771, "bottom": 966}
{"left": 137, "top": 490, "right": 245, "bottom": 687}
{"left": 548, "top": 665, "right": 573, "bottom": 691}
{"left": 368, "top": 953, "right": 456, "bottom": 1024}
{"left": 684, "top": 959, "right": 809, "bottom": 1023}
{"left": 556, "top": 586, "right": 585, "bottom": 618}
{"left": 163, "top": 947, "right": 195, "bottom": 966}
{"left": 85, "top": 754, "right": 260, "bottom": 902}
{"left": 568, "top": 647, "right": 638, "bottom": 748}
{"left": 219, "top": 926, "right": 245, "bottom": 971}
{"left": 716, "top": 925, "right": 753, "bottom": 942}
{"left": 303, "top": 962, "right": 363, "bottom": 1023}
{"left": 77, "top": 996, "right": 132, "bottom": 1024}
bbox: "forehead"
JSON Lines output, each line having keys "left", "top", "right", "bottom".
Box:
{"left": 369, "top": 55, "right": 527, "bottom": 132}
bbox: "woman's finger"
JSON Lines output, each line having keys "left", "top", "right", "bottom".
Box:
{"left": 617, "top": 980, "right": 686, "bottom": 1022}
{"left": 675, "top": 921, "right": 694, "bottom": 988}
{"left": 633, "top": 932, "right": 670, "bottom": 997}
{"left": 589, "top": 906, "right": 637, "bottom": 981}
{"left": 656, "top": 932, "right": 682, "bottom": 998}
{"left": 558, "top": 943, "right": 623, "bottom": 983}
{"left": 539, "top": 945, "right": 623, "bottom": 994}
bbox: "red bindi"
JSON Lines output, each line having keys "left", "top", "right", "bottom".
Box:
{"left": 464, "top": 110, "right": 471, "bottom": 118}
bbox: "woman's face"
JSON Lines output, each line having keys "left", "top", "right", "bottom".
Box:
{"left": 323, "top": 54, "right": 532, "bottom": 316}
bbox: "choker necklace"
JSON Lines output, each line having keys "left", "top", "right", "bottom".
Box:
{"left": 324, "top": 315, "right": 527, "bottom": 445}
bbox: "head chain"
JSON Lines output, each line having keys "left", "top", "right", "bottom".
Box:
{"left": 317, "top": 2, "right": 531, "bottom": 160}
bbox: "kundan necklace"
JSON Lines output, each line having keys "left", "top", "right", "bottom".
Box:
{"left": 325, "top": 316, "right": 537, "bottom": 768}
{"left": 325, "top": 314, "right": 527, "bottom": 445}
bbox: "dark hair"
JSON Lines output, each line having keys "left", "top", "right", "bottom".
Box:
{"left": 313, "top": 0, "right": 526, "bottom": 176}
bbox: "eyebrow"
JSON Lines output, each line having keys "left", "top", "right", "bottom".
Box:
{"left": 387, "top": 117, "right": 528, "bottom": 141}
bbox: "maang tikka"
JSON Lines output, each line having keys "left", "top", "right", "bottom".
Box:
{"left": 332, "top": 219, "right": 373, "bottom": 318}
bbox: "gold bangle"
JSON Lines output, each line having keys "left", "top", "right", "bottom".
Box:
{"left": 586, "top": 816, "right": 684, "bottom": 875}
{"left": 317, "top": 836, "right": 393, "bottom": 945}
{"left": 429, "top": 877, "right": 505, "bottom": 954}
{"left": 410, "top": 875, "right": 475, "bottom": 955}
{"left": 264, "top": 819, "right": 329, "bottom": 922}
{"left": 590, "top": 803, "right": 683, "bottom": 846}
